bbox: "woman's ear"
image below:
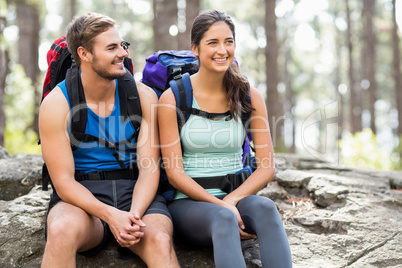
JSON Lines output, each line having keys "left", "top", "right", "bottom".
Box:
{"left": 191, "top": 45, "right": 199, "bottom": 57}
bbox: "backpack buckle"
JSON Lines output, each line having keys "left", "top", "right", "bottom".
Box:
{"left": 171, "top": 66, "right": 184, "bottom": 80}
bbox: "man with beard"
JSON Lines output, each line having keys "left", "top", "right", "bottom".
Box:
{"left": 39, "top": 13, "right": 179, "bottom": 267}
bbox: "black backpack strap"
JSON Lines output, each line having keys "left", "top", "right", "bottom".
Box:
{"left": 189, "top": 171, "right": 250, "bottom": 194}
{"left": 67, "top": 63, "right": 87, "bottom": 150}
{"left": 123, "top": 57, "right": 134, "bottom": 75}
{"left": 75, "top": 166, "right": 139, "bottom": 182}
{"left": 186, "top": 107, "right": 232, "bottom": 120}
{"left": 42, "top": 164, "right": 51, "bottom": 191}
{"left": 118, "top": 69, "right": 142, "bottom": 142}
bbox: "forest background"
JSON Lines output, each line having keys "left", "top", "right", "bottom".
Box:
{"left": 0, "top": 0, "right": 402, "bottom": 171}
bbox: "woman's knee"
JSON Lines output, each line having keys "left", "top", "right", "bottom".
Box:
{"left": 258, "top": 197, "right": 278, "bottom": 214}
{"left": 241, "top": 196, "right": 278, "bottom": 214}
{"left": 240, "top": 196, "right": 282, "bottom": 224}
{"left": 211, "top": 208, "right": 238, "bottom": 235}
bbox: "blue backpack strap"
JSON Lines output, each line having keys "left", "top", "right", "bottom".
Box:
{"left": 169, "top": 72, "right": 193, "bottom": 132}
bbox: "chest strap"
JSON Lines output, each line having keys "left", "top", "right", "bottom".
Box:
{"left": 75, "top": 166, "right": 139, "bottom": 182}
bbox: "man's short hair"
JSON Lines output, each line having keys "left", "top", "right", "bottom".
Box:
{"left": 66, "top": 13, "right": 116, "bottom": 66}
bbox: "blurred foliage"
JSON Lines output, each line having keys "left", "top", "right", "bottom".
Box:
{"left": 391, "top": 135, "right": 402, "bottom": 170}
{"left": 4, "top": 64, "right": 41, "bottom": 154}
{"left": 339, "top": 128, "right": 393, "bottom": 170}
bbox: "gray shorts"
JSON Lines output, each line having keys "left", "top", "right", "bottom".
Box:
{"left": 46, "top": 179, "right": 171, "bottom": 256}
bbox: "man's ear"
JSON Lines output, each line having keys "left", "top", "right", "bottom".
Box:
{"left": 77, "top": 46, "right": 91, "bottom": 63}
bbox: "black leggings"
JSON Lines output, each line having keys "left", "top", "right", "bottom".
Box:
{"left": 168, "top": 195, "right": 292, "bottom": 268}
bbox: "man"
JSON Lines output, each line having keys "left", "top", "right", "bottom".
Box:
{"left": 39, "top": 13, "right": 179, "bottom": 267}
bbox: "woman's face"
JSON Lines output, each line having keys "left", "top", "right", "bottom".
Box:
{"left": 192, "top": 21, "right": 235, "bottom": 74}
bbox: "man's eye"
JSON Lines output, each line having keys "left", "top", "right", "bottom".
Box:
{"left": 121, "top": 41, "right": 130, "bottom": 50}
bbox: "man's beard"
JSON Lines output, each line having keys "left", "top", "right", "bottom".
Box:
{"left": 91, "top": 56, "right": 127, "bottom": 80}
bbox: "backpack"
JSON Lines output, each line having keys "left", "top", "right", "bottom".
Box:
{"left": 141, "top": 50, "right": 199, "bottom": 97}
{"left": 41, "top": 35, "right": 141, "bottom": 191}
{"left": 141, "top": 50, "right": 256, "bottom": 200}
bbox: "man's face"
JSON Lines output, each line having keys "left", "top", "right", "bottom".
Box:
{"left": 89, "top": 26, "right": 129, "bottom": 80}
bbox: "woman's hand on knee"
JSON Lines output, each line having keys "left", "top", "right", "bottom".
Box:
{"left": 222, "top": 199, "right": 257, "bottom": 240}
{"left": 239, "top": 228, "right": 256, "bottom": 240}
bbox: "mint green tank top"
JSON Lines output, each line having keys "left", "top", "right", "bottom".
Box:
{"left": 174, "top": 97, "right": 245, "bottom": 200}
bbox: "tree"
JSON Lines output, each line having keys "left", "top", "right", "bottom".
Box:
{"left": 0, "top": 0, "right": 8, "bottom": 146}
{"left": 283, "top": 39, "right": 295, "bottom": 153}
{"left": 392, "top": 0, "right": 402, "bottom": 136}
{"left": 265, "top": 0, "right": 283, "bottom": 148}
{"left": 60, "top": 0, "right": 77, "bottom": 33}
{"left": 178, "top": 0, "right": 200, "bottom": 50}
{"left": 361, "top": 0, "right": 377, "bottom": 134}
{"left": 345, "top": 0, "right": 362, "bottom": 133}
{"left": 16, "top": 1, "right": 41, "bottom": 135}
{"left": 153, "top": 0, "right": 178, "bottom": 51}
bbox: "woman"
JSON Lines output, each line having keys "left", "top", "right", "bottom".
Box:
{"left": 158, "top": 10, "right": 292, "bottom": 268}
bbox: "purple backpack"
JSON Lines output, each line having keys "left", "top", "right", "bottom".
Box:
{"left": 141, "top": 50, "right": 199, "bottom": 97}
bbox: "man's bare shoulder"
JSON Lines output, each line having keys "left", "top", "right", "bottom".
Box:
{"left": 39, "top": 87, "right": 70, "bottom": 128}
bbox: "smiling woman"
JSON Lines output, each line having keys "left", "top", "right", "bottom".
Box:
{"left": 158, "top": 10, "right": 292, "bottom": 268}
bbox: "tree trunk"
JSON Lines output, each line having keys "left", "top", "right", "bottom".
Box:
{"left": 16, "top": 2, "right": 41, "bottom": 135}
{"left": 361, "top": 0, "right": 377, "bottom": 134}
{"left": 392, "top": 0, "right": 402, "bottom": 136}
{"left": 153, "top": 0, "right": 178, "bottom": 51}
{"left": 60, "top": 0, "right": 77, "bottom": 35}
{"left": 334, "top": 25, "right": 343, "bottom": 141}
{"left": 265, "top": 0, "right": 283, "bottom": 148}
{"left": 345, "top": 0, "right": 362, "bottom": 133}
{"left": 0, "top": 14, "right": 8, "bottom": 147}
{"left": 69, "top": 0, "right": 76, "bottom": 22}
{"left": 284, "top": 40, "right": 295, "bottom": 153}
{"left": 178, "top": 0, "right": 200, "bottom": 50}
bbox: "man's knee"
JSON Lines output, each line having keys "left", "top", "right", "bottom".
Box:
{"left": 148, "top": 229, "right": 174, "bottom": 248}
{"left": 46, "top": 203, "right": 91, "bottom": 247}
{"left": 141, "top": 214, "right": 174, "bottom": 249}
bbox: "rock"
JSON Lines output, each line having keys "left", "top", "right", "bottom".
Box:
{"left": 258, "top": 182, "right": 288, "bottom": 200}
{"left": 0, "top": 146, "right": 10, "bottom": 159}
{"left": 275, "top": 169, "right": 314, "bottom": 190}
{"left": 21, "top": 168, "right": 43, "bottom": 187}
{"left": 307, "top": 176, "right": 349, "bottom": 207}
{"left": 1, "top": 153, "right": 402, "bottom": 267}
{"left": 0, "top": 187, "right": 260, "bottom": 268}
{"left": 0, "top": 186, "right": 50, "bottom": 268}
{"left": 0, "top": 154, "right": 44, "bottom": 200}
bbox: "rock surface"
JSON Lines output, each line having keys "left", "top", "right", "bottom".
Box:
{"left": 0, "top": 148, "right": 401, "bottom": 267}
{"left": 0, "top": 153, "right": 43, "bottom": 201}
